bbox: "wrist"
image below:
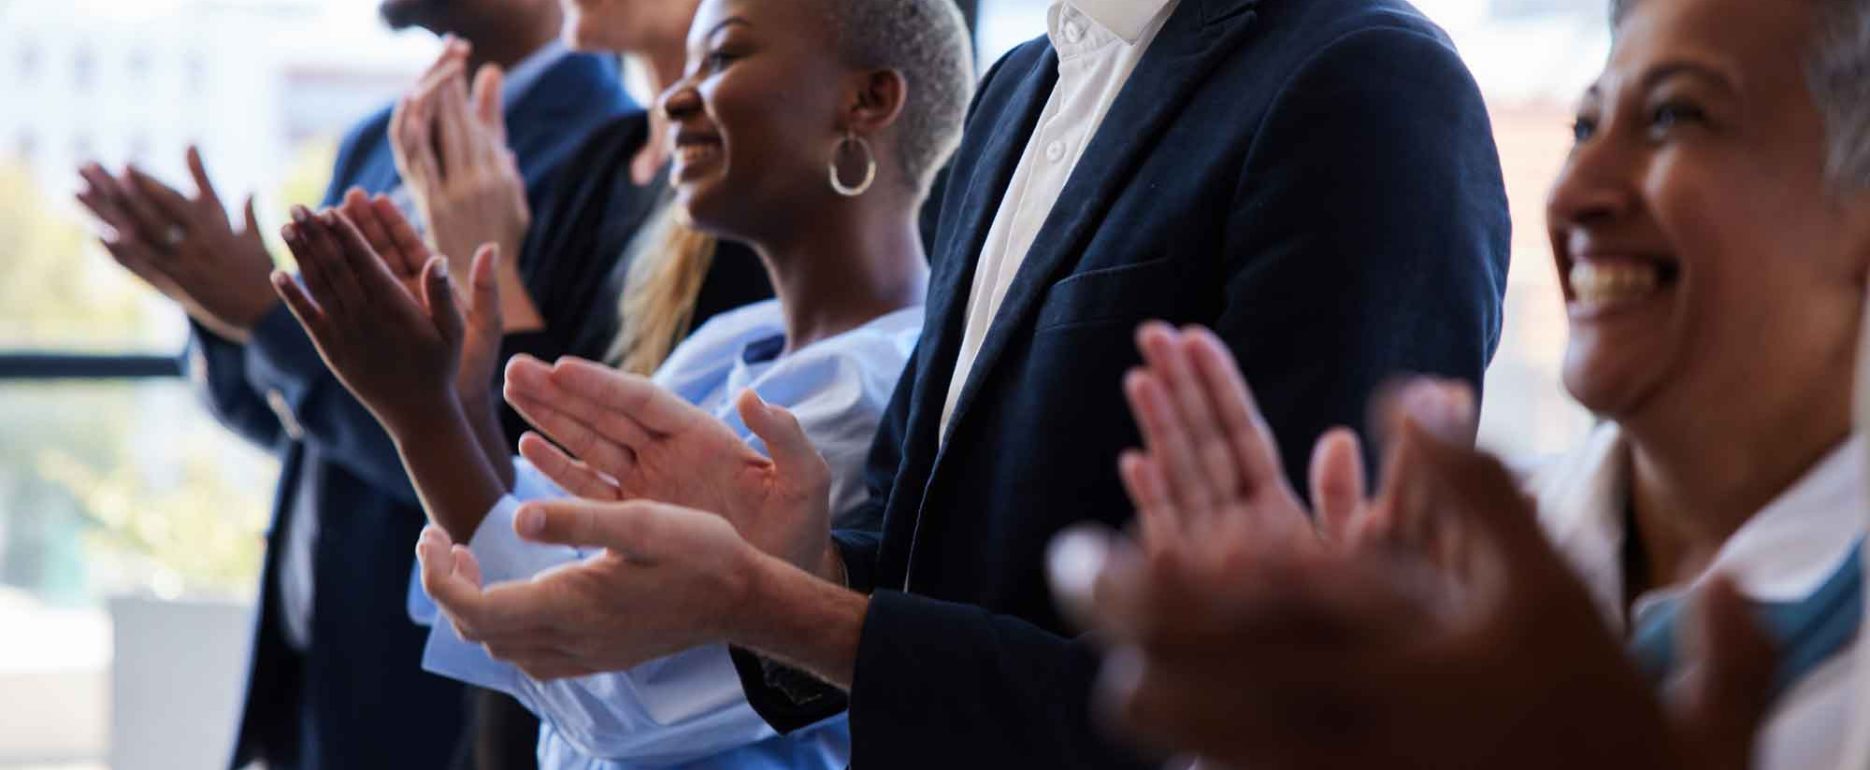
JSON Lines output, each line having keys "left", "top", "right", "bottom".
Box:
{"left": 722, "top": 547, "right": 866, "bottom": 689}
{"left": 383, "top": 388, "right": 469, "bottom": 440}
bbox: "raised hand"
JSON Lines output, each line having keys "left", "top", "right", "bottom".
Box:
{"left": 1118, "top": 323, "right": 1473, "bottom": 562}
{"left": 75, "top": 147, "right": 276, "bottom": 343}
{"left": 416, "top": 499, "right": 765, "bottom": 680}
{"left": 1071, "top": 424, "right": 1776, "bottom": 770}
{"left": 333, "top": 189, "right": 506, "bottom": 402}
{"left": 502, "top": 357, "right": 840, "bottom": 577}
{"left": 272, "top": 205, "right": 493, "bottom": 435}
{"left": 390, "top": 42, "right": 540, "bottom": 331}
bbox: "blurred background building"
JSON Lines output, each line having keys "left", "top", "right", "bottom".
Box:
{"left": 0, "top": 0, "right": 1606, "bottom": 767}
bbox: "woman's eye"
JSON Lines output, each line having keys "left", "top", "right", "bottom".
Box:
{"left": 1648, "top": 101, "right": 1707, "bottom": 136}
{"left": 704, "top": 51, "right": 738, "bottom": 71}
{"left": 1571, "top": 116, "right": 1598, "bottom": 144}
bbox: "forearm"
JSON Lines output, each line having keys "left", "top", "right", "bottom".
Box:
{"left": 460, "top": 388, "right": 517, "bottom": 490}
{"left": 730, "top": 552, "right": 868, "bottom": 690}
{"left": 386, "top": 396, "right": 510, "bottom": 543}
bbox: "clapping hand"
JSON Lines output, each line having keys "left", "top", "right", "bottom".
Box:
{"left": 75, "top": 148, "right": 276, "bottom": 343}
{"left": 271, "top": 203, "right": 500, "bottom": 436}
{"left": 416, "top": 498, "right": 767, "bottom": 680}
{"left": 1052, "top": 321, "right": 1776, "bottom": 770}
{"left": 390, "top": 39, "right": 539, "bottom": 330}
{"left": 502, "top": 357, "right": 841, "bottom": 578}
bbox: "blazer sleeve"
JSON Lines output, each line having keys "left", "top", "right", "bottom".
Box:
{"left": 184, "top": 322, "right": 284, "bottom": 449}
{"left": 841, "top": 27, "right": 1510, "bottom": 769}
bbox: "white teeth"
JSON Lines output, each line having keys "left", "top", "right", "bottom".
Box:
{"left": 1569, "top": 261, "right": 1661, "bottom": 309}
{"left": 676, "top": 144, "right": 718, "bottom": 165}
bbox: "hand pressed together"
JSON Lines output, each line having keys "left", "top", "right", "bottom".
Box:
{"left": 503, "top": 357, "right": 841, "bottom": 578}
{"left": 75, "top": 147, "right": 277, "bottom": 343}
{"left": 272, "top": 201, "right": 502, "bottom": 436}
{"left": 1057, "top": 322, "right": 1777, "bottom": 770}
{"left": 416, "top": 498, "right": 769, "bottom": 680}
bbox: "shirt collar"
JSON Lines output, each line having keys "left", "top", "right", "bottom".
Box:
{"left": 1531, "top": 425, "right": 1869, "bottom": 627}
{"left": 1052, "top": 0, "right": 1176, "bottom": 47}
{"left": 501, "top": 38, "right": 571, "bottom": 106}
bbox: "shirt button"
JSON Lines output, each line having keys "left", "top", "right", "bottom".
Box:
{"left": 1064, "top": 22, "right": 1086, "bottom": 43}
{"left": 1045, "top": 141, "right": 1067, "bottom": 162}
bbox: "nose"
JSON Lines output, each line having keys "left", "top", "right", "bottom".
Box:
{"left": 659, "top": 78, "right": 703, "bottom": 123}
{"left": 1547, "top": 132, "right": 1640, "bottom": 230}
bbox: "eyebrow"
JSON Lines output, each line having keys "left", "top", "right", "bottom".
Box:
{"left": 703, "top": 17, "right": 752, "bottom": 41}
{"left": 1640, "top": 60, "right": 1738, "bottom": 95}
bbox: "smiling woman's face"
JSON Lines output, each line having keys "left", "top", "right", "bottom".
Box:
{"left": 1547, "top": 0, "right": 1870, "bottom": 427}
{"left": 657, "top": 0, "right": 851, "bottom": 243}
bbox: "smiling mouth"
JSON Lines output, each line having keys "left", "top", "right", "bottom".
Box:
{"left": 1566, "top": 258, "right": 1681, "bottom": 313}
{"left": 672, "top": 132, "right": 723, "bottom": 172}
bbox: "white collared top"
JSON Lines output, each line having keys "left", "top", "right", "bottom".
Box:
{"left": 1523, "top": 424, "right": 1866, "bottom": 770}
{"left": 937, "top": 0, "right": 1179, "bottom": 442}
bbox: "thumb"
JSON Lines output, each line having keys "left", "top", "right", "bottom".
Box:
{"left": 241, "top": 196, "right": 265, "bottom": 242}
{"left": 469, "top": 244, "right": 503, "bottom": 331}
{"left": 1675, "top": 575, "right": 1776, "bottom": 770}
{"left": 515, "top": 498, "right": 672, "bottom": 560}
{"left": 1309, "top": 427, "right": 1366, "bottom": 543}
{"left": 422, "top": 256, "right": 465, "bottom": 344}
{"left": 737, "top": 389, "right": 823, "bottom": 474}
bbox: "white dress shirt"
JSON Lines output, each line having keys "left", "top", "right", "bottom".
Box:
{"left": 415, "top": 300, "right": 923, "bottom": 769}
{"left": 937, "top": 0, "right": 1178, "bottom": 441}
{"left": 1523, "top": 425, "right": 1866, "bottom": 770}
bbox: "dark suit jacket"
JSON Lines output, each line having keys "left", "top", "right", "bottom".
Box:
{"left": 730, "top": 0, "right": 1512, "bottom": 767}
{"left": 186, "top": 52, "right": 630, "bottom": 769}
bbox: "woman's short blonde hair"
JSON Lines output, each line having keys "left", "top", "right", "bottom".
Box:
{"left": 822, "top": 0, "right": 977, "bottom": 198}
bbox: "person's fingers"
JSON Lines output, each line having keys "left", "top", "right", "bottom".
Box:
{"left": 451, "top": 544, "right": 485, "bottom": 588}
{"left": 101, "top": 237, "right": 178, "bottom": 294}
{"left": 1124, "top": 369, "right": 1216, "bottom": 522}
{"left": 548, "top": 358, "right": 696, "bottom": 437}
{"left": 403, "top": 88, "right": 443, "bottom": 186}
{"left": 113, "top": 168, "right": 181, "bottom": 245}
{"left": 374, "top": 194, "right": 433, "bottom": 270}
{"left": 1676, "top": 575, "right": 1776, "bottom": 770}
{"left": 514, "top": 498, "right": 687, "bottom": 560}
{"left": 471, "top": 63, "right": 507, "bottom": 146}
{"left": 1309, "top": 428, "right": 1366, "bottom": 543}
{"left": 422, "top": 257, "right": 464, "bottom": 345}
{"left": 1119, "top": 450, "right": 1182, "bottom": 550}
{"left": 76, "top": 165, "right": 141, "bottom": 236}
{"left": 125, "top": 165, "right": 197, "bottom": 226}
{"left": 435, "top": 68, "right": 473, "bottom": 179}
{"left": 736, "top": 390, "right": 820, "bottom": 476}
{"left": 517, "top": 432, "right": 625, "bottom": 502}
{"left": 239, "top": 196, "right": 266, "bottom": 245}
{"left": 281, "top": 216, "right": 339, "bottom": 312}
{"left": 184, "top": 146, "right": 224, "bottom": 210}
{"left": 271, "top": 270, "right": 333, "bottom": 350}
{"left": 328, "top": 208, "right": 411, "bottom": 304}
{"left": 303, "top": 210, "right": 366, "bottom": 316}
{"left": 506, "top": 391, "right": 642, "bottom": 477}
{"left": 1137, "top": 323, "right": 1242, "bottom": 501}
{"left": 468, "top": 244, "right": 503, "bottom": 333}
{"left": 1183, "top": 327, "right": 1289, "bottom": 495}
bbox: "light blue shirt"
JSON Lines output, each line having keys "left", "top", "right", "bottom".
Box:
{"left": 414, "top": 300, "right": 922, "bottom": 769}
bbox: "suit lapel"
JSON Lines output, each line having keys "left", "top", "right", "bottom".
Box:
{"left": 908, "top": 47, "right": 1060, "bottom": 439}
{"left": 936, "top": 0, "right": 1260, "bottom": 445}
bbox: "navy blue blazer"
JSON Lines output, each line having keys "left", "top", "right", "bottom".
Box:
{"left": 186, "top": 52, "right": 629, "bottom": 769}
{"left": 730, "top": 0, "right": 1511, "bottom": 767}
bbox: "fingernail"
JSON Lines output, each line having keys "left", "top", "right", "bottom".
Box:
{"left": 433, "top": 259, "right": 449, "bottom": 279}
{"left": 515, "top": 507, "right": 544, "bottom": 538}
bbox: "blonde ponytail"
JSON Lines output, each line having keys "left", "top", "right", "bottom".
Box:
{"left": 608, "top": 208, "right": 719, "bottom": 376}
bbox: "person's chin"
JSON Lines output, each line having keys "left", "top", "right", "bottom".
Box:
{"left": 1561, "top": 345, "right": 1665, "bottom": 420}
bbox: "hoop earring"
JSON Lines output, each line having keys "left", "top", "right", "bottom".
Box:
{"left": 829, "top": 132, "right": 877, "bottom": 197}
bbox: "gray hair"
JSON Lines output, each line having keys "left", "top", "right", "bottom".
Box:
{"left": 1612, "top": 0, "right": 1870, "bottom": 191}
{"left": 822, "top": 0, "right": 976, "bottom": 197}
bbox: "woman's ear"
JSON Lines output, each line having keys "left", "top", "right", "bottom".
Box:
{"left": 842, "top": 69, "right": 909, "bottom": 137}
